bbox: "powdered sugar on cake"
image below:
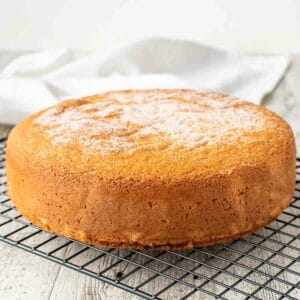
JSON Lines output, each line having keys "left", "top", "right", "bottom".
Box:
{"left": 34, "top": 90, "right": 267, "bottom": 155}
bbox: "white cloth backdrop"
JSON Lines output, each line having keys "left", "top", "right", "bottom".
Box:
{"left": 0, "top": 38, "right": 289, "bottom": 124}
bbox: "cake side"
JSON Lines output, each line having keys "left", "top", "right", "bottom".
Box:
{"left": 6, "top": 142, "right": 295, "bottom": 249}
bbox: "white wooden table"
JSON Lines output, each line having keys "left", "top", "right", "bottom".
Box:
{"left": 0, "top": 54, "right": 299, "bottom": 300}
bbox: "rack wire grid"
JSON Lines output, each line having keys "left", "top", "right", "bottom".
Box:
{"left": 0, "top": 136, "right": 299, "bottom": 300}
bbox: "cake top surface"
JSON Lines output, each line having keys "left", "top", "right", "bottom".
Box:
{"left": 34, "top": 89, "right": 266, "bottom": 155}
{"left": 10, "top": 89, "right": 294, "bottom": 180}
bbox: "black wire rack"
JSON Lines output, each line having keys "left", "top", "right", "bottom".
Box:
{"left": 0, "top": 137, "right": 299, "bottom": 300}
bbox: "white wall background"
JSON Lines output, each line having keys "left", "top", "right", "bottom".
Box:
{"left": 0, "top": 0, "right": 300, "bottom": 53}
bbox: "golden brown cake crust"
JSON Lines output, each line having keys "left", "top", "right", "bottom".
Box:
{"left": 6, "top": 89, "right": 296, "bottom": 249}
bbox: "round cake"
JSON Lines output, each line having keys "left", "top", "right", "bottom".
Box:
{"left": 6, "top": 89, "right": 296, "bottom": 249}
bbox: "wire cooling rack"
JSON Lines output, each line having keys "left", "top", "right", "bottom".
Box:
{"left": 0, "top": 137, "right": 299, "bottom": 300}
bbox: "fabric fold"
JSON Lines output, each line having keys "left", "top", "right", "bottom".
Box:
{"left": 0, "top": 38, "right": 289, "bottom": 124}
